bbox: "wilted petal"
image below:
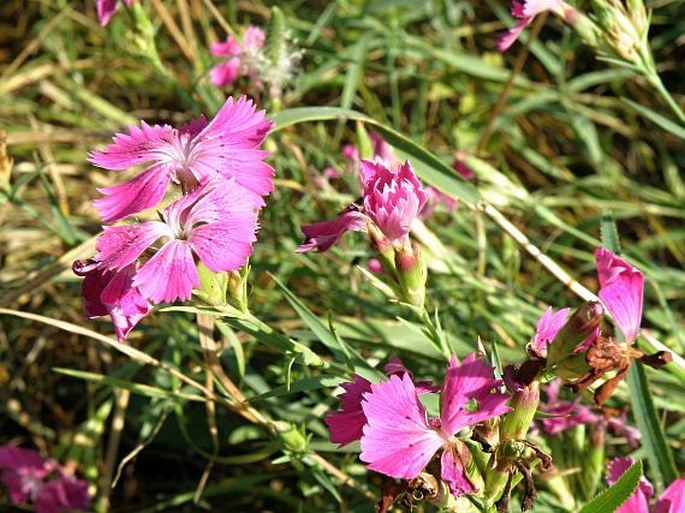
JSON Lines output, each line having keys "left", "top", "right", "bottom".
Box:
{"left": 296, "top": 208, "right": 367, "bottom": 253}
{"left": 133, "top": 240, "right": 199, "bottom": 303}
{"left": 440, "top": 354, "right": 512, "bottom": 437}
{"left": 360, "top": 374, "right": 444, "bottom": 479}
{"left": 100, "top": 265, "right": 152, "bottom": 340}
{"left": 325, "top": 374, "right": 373, "bottom": 446}
{"left": 655, "top": 477, "right": 685, "bottom": 513}
{"left": 595, "top": 247, "right": 644, "bottom": 344}
{"left": 440, "top": 447, "right": 476, "bottom": 497}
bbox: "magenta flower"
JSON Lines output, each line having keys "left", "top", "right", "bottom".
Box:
{"left": 595, "top": 247, "right": 644, "bottom": 344}
{"left": 496, "top": 0, "right": 567, "bottom": 51}
{"left": 97, "top": 0, "right": 135, "bottom": 27}
{"left": 656, "top": 477, "right": 685, "bottom": 513}
{"left": 359, "top": 354, "right": 511, "bottom": 496}
{"left": 90, "top": 96, "right": 273, "bottom": 223}
{"left": 0, "top": 446, "right": 91, "bottom": 513}
{"left": 73, "top": 260, "right": 151, "bottom": 341}
{"left": 531, "top": 306, "right": 570, "bottom": 356}
{"left": 210, "top": 26, "right": 266, "bottom": 88}
{"left": 94, "top": 180, "right": 258, "bottom": 303}
{"left": 360, "top": 159, "right": 428, "bottom": 244}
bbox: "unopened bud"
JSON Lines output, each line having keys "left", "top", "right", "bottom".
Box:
{"left": 395, "top": 243, "right": 427, "bottom": 308}
{"left": 500, "top": 379, "right": 540, "bottom": 442}
{"left": 279, "top": 424, "right": 309, "bottom": 454}
{"left": 547, "top": 301, "right": 604, "bottom": 367}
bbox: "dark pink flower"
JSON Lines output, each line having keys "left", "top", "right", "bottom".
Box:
{"left": 73, "top": 259, "right": 151, "bottom": 341}
{"left": 496, "top": 0, "right": 566, "bottom": 52}
{"left": 209, "top": 26, "right": 266, "bottom": 88}
{"left": 595, "top": 247, "right": 644, "bottom": 344}
{"left": 90, "top": 96, "right": 273, "bottom": 223}
{"left": 360, "top": 160, "right": 428, "bottom": 244}
{"left": 97, "top": 0, "right": 135, "bottom": 27}
{"left": 95, "top": 180, "right": 258, "bottom": 303}
{"left": 359, "top": 354, "right": 511, "bottom": 496}
{"left": 0, "top": 446, "right": 91, "bottom": 513}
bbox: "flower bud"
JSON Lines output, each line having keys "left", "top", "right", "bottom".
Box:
{"left": 499, "top": 379, "right": 540, "bottom": 442}
{"left": 547, "top": 301, "right": 604, "bottom": 367}
{"left": 279, "top": 423, "right": 309, "bottom": 454}
{"left": 395, "top": 243, "right": 427, "bottom": 308}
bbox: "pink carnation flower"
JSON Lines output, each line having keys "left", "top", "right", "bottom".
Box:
{"left": 0, "top": 446, "right": 91, "bottom": 513}
{"left": 94, "top": 180, "right": 258, "bottom": 303}
{"left": 97, "top": 0, "right": 135, "bottom": 27}
{"left": 359, "top": 354, "right": 511, "bottom": 496}
{"left": 73, "top": 260, "right": 151, "bottom": 341}
{"left": 90, "top": 96, "right": 273, "bottom": 223}
{"left": 595, "top": 247, "right": 644, "bottom": 344}
{"left": 210, "top": 26, "right": 266, "bottom": 88}
{"left": 496, "top": 0, "right": 567, "bottom": 52}
{"left": 360, "top": 159, "right": 428, "bottom": 245}
{"left": 295, "top": 207, "right": 367, "bottom": 254}
{"left": 530, "top": 306, "right": 571, "bottom": 357}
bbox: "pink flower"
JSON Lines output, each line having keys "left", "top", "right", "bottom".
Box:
{"left": 360, "top": 160, "right": 428, "bottom": 245}
{"left": 453, "top": 160, "right": 476, "bottom": 181}
{"left": 595, "top": 247, "right": 644, "bottom": 344}
{"left": 359, "top": 354, "right": 511, "bottom": 496}
{"left": 90, "top": 96, "right": 273, "bottom": 223}
{"left": 73, "top": 259, "right": 151, "bottom": 341}
{"left": 531, "top": 307, "right": 570, "bottom": 356}
{"left": 210, "top": 26, "right": 266, "bottom": 88}
{"left": 0, "top": 446, "right": 91, "bottom": 513}
{"left": 97, "top": 0, "right": 135, "bottom": 27}
{"left": 655, "top": 477, "right": 685, "bottom": 513}
{"left": 95, "top": 180, "right": 258, "bottom": 303}
{"left": 420, "top": 186, "right": 458, "bottom": 219}
{"left": 496, "top": 0, "right": 566, "bottom": 51}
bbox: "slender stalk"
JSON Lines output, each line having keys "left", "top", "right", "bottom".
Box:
{"left": 646, "top": 72, "right": 685, "bottom": 124}
{"left": 96, "top": 388, "right": 130, "bottom": 513}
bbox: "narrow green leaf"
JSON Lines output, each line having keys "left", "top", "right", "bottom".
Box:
{"left": 622, "top": 98, "right": 685, "bottom": 139}
{"left": 53, "top": 368, "right": 205, "bottom": 403}
{"left": 271, "top": 107, "right": 481, "bottom": 206}
{"left": 579, "top": 460, "right": 642, "bottom": 513}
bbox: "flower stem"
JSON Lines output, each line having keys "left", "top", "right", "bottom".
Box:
{"left": 645, "top": 71, "right": 685, "bottom": 125}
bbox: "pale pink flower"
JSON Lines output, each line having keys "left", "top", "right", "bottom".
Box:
{"left": 73, "top": 259, "right": 151, "bottom": 341}
{"left": 496, "top": 0, "right": 567, "bottom": 51}
{"left": 97, "top": 0, "right": 135, "bottom": 27}
{"left": 595, "top": 247, "right": 644, "bottom": 344}
{"left": 0, "top": 446, "right": 91, "bottom": 513}
{"left": 210, "top": 26, "right": 266, "bottom": 88}
{"left": 359, "top": 354, "right": 511, "bottom": 496}
{"left": 360, "top": 160, "right": 428, "bottom": 244}
{"left": 95, "top": 180, "right": 258, "bottom": 303}
{"left": 90, "top": 96, "right": 273, "bottom": 223}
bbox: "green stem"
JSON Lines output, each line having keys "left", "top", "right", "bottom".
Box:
{"left": 646, "top": 71, "right": 685, "bottom": 124}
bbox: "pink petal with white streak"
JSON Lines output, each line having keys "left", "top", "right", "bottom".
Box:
{"left": 360, "top": 374, "right": 443, "bottom": 479}
{"left": 133, "top": 240, "right": 199, "bottom": 303}
{"left": 94, "top": 163, "right": 172, "bottom": 223}
{"left": 96, "top": 222, "right": 170, "bottom": 270}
